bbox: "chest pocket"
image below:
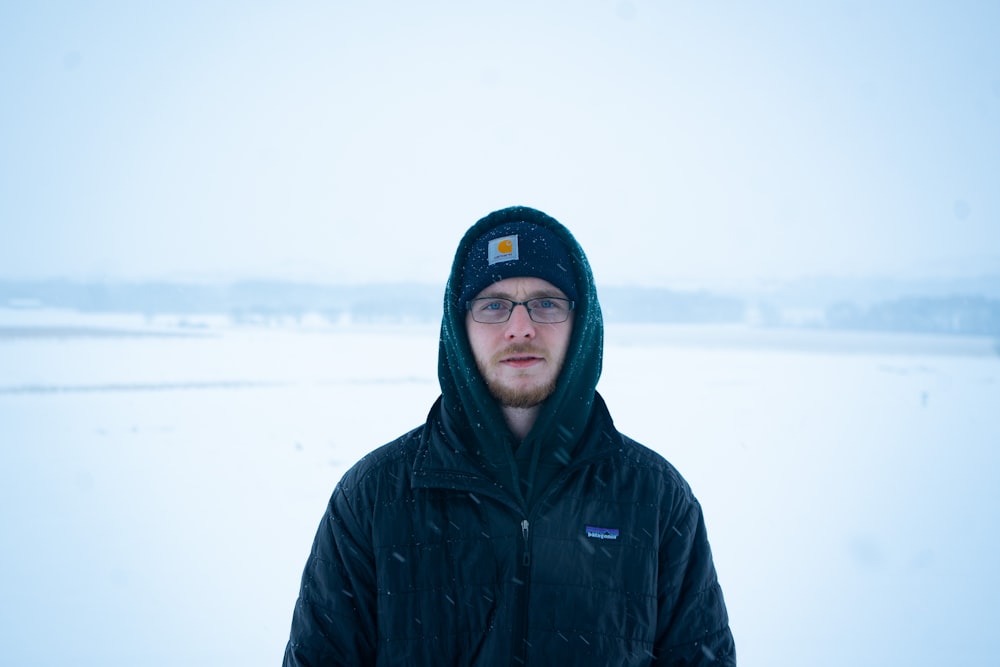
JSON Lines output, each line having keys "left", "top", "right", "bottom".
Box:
{"left": 527, "top": 511, "right": 658, "bottom": 646}
{"left": 373, "top": 490, "right": 518, "bottom": 655}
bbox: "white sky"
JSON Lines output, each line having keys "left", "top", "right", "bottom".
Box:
{"left": 2, "top": 1, "right": 998, "bottom": 288}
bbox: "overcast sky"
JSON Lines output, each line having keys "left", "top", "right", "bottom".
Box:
{"left": 2, "top": 1, "right": 998, "bottom": 289}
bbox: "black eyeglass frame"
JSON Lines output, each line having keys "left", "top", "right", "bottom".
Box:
{"left": 466, "top": 296, "right": 576, "bottom": 324}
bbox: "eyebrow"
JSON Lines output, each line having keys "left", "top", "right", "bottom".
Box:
{"left": 478, "top": 289, "right": 568, "bottom": 300}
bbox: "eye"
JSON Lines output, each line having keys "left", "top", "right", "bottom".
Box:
{"left": 479, "top": 299, "right": 508, "bottom": 311}
{"left": 532, "top": 298, "right": 561, "bottom": 310}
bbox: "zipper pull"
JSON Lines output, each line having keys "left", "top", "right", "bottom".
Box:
{"left": 521, "top": 519, "right": 530, "bottom": 566}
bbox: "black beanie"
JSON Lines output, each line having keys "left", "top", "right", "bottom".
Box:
{"left": 458, "top": 220, "right": 579, "bottom": 307}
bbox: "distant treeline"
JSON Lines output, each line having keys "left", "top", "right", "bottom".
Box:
{"left": 1, "top": 279, "right": 999, "bottom": 336}
{"left": 0, "top": 280, "right": 442, "bottom": 322}
{"left": 0, "top": 280, "right": 745, "bottom": 325}
{"left": 826, "top": 295, "right": 1000, "bottom": 337}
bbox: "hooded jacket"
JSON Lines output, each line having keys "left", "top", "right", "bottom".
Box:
{"left": 283, "top": 206, "right": 735, "bottom": 666}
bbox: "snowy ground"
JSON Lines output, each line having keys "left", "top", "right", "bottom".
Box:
{"left": 1, "top": 312, "right": 998, "bottom": 666}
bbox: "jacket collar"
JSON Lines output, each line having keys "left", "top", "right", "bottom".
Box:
{"left": 412, "top": 394, "right": 618, "bottom": 509}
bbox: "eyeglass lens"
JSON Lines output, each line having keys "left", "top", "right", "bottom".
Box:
{"left": 468, "top": 297, "right": 573, "bottom": 323}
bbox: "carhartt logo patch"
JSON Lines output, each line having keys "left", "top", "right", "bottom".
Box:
{"left": 586, "top": 525, "right": 619, "bottom": 540}
{"left": 488, "top": 234, "right": 519, "bottom": 265}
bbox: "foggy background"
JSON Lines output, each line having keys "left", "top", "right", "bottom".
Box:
{"left": 3, "top": 0, "right": 998, "bottom": 289}
{"left": 2, "top": 1, "right": 999, "bottom": 666}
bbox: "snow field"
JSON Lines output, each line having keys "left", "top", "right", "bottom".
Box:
{"left": 1, "top": 321, "right": 997, "bottom": 665}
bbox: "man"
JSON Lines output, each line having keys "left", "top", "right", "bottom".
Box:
{"left": 283, "top": 206, "right": 735, "bottom": 665}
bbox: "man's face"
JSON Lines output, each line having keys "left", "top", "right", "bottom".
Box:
{"left": 465, "top": 277, "right": 574, "bottom": 409}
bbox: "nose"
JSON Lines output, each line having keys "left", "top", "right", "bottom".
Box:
{"left": 503, "top": 303, "right": 536, "bottom": 340}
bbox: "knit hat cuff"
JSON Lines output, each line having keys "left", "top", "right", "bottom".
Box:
{"left": 457, "top": 221, "right": 578, "bottom": 307}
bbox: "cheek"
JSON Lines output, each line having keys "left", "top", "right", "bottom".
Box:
{"left": 549, "top": 329, "right": 573, "bottom": 366}
{"left": 465, "top": 322, "right": 493, "bottom": 364}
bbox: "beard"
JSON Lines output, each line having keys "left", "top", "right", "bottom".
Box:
{"left": 485, "top": 375, "right": 558, "bottom": 409}
{"left": 476, "top": 343, "right": 560, "bottom": 409}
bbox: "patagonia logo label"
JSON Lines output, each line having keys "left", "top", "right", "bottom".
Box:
{"left": 488, "top": 234, "right": 519, "bottom": 265}
{"left": 586, "top": 525, "right": 620, "bottom": 540}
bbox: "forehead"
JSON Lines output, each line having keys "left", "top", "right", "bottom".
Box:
{"left": 474, "top": 276, "right": 566, "bottom": 300}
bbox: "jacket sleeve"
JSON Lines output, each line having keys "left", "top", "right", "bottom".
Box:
{"left": 283, "top": 481, "right": 378, "bottom": 666}
{"left": 654, "top": 493, "right": 736, "bottom": 666}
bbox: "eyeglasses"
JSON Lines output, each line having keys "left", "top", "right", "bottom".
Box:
{"left": 467, "top": 297, "right": 575, "bottom": 324}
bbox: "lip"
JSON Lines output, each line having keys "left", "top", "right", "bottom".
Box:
{"left": 501, "top": 355, "right": 543, "bottom": 368}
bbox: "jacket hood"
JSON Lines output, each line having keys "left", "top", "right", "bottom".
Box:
{"left": 437, "top": 206, "right": 604, "bottom": 505}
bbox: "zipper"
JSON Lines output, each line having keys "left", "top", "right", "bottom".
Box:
{"left": 515, "top": 517, "right": 532, "bottom": 665}
{"left": 521, "top": 519, "right": 531, "bottom": 566}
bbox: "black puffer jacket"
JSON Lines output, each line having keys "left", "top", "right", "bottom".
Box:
{"left": 283, "top": 207, "right": 735, "bottom": 665}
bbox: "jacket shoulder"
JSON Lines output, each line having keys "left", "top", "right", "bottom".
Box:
{"left": 333, "top": 425, "right": 424, "bottom": 499}
{"left": 606, "top": 431, "right": 698, "bottom": 498}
